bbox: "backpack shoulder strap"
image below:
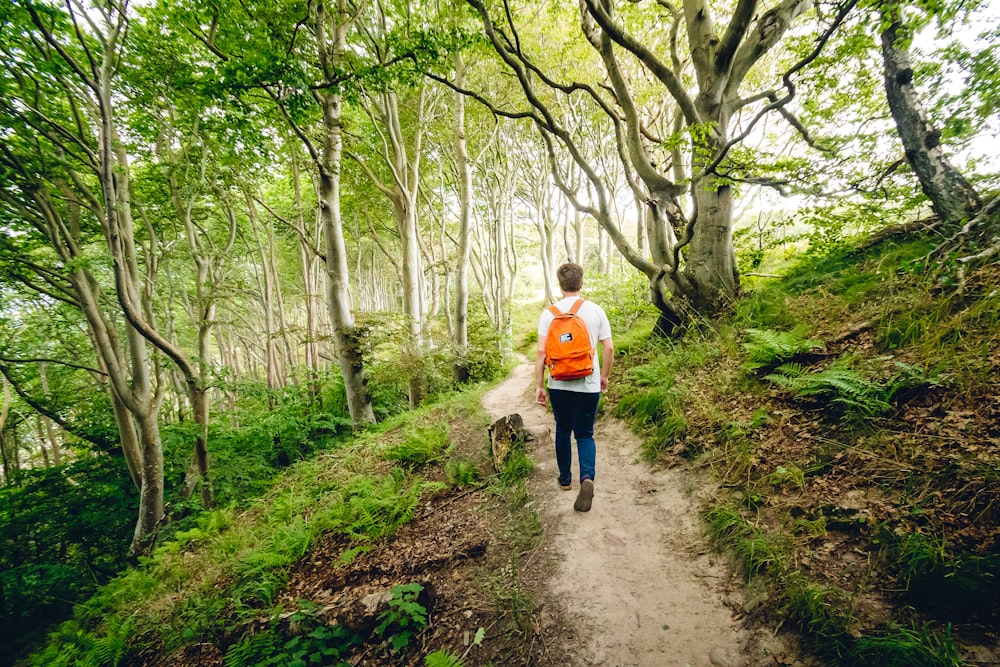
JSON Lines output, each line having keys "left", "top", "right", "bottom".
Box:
{"left": 568, "top": 298, "right": 585, "bottom": 314}
{"left": 547, "top": 304, "right": 561, "bottom": 317}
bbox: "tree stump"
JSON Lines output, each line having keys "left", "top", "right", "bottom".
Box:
{"left": 488, "top": 414, "right": 526, "bottom": 474}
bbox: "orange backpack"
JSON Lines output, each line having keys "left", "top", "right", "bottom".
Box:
{"left": 544, "top": 299, "right": 594, "bottom": 381}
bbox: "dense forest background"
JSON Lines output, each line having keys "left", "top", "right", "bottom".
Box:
{"left": 1, "top": 0, "right": 998, "bottom": 665}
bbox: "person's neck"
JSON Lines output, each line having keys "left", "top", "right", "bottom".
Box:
{"left": 561, "top": 291, "right": 581, "bottom": 299}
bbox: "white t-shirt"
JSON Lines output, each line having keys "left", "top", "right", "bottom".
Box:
{"left": 538, "top": 296, "right": 612, "bottom": 393}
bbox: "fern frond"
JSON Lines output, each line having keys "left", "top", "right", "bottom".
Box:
{"left": 764, "top": 360, "right": 892, "bottom": 423}
{"left": 425, "top": 649, "right": 466, "bottom": 667}
{"left": 743, "top": 327, "right": 824, "bottom": 371}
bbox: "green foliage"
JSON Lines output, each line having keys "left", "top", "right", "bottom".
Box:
{"left": 781, "top": 576, "right": 849, "bottom": 638}
{"left": 741, "top": 327, "right": 824, "bottom": 372}
{"left": 161, "top": 378, "right": 353, "bottom": 514}
{"left": 375, "top": 583, "right": 428, "bottom": 651}
{"left": 706, "top": 506, "right": 784, "bottom": 578}
{"left": 800, "top": 203, "right": 901, "bottom": 256}
{"left": 325, "top": 472, "right": 426, "bottom": 542}
{"left": 499, "top": 450, "right": 534, "bottom": 486}
{"left": 424, "top": 649, "right": 466, "bottom": 667}
{"left": 583, "top": 271, "right": 660, "bottom": 333}
{"left": 894, "top": 530, "right": 948, "bottom": 588}
{"left": 460, "top": 307, "right": 510, "bottom": 384}
{"left": 385, "top": 425, "right": 452, "bottom": 466}
{"left": 764, "top": 464, "right": 805, "bottom": 489}
{"left": 491, "top": 554, "right": 535, "bottom": 633}
{"left": 845, "top": 623, "right": 961, "bottom": 667}
{"left": 614, "top": 383, "right": 687, "bottom": 460}
{"left": 223, "top": 601, "right": 360, "bottom": 667}
{"left": 734, "top": 215, "right": 805, "bottom": 271}
{"left": 29, "top": 614, "right": 136, "bottom": 667}
{"left": 764, "top": 360, "right": 890, "bottom": 423}
{"left": 712, "top": 411, "right": 769, "bottom": 483}
{"left": 444, "top": 458, "right": 479, "bottom": 487}
{"left": 763, "top": 358, "right": 941, "bottom": 425}
{"left": 0, "top": 454, "right": 135, "bottom": 659}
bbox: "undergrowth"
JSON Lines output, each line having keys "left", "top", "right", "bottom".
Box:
{"left": 610, "top": 234, "right": 995, "bottom": 665}
{"left": 29, "top": 390, "right": 490, "bottom": 667}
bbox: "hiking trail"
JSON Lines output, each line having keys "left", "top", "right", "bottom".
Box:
{"left": 483, "top": 361, "right": 756, "bottom": 667}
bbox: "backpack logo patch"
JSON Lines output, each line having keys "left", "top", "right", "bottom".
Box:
{"left": 559, "top": 332, "right": 573, "bottom": 343}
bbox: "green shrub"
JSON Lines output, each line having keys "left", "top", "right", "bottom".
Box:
{"left": 848, "top": 623, "right": 961, "bottom": 667}
{"left": 326, "top": 472, "right": 425, "bottom": 541}
{"left": 706, "top": 506, "right": 785, "bottom": 578}
{"left": 583, "top": 271, "right": 660, "bottom": 332}
{"left": 500, "top": 450, "right": 534, "bottom": 486}
{"left": 764, "top": 464, "right": 805, "bottom": 489}
{"left": 1, "top": 455, "right": 135, "bottom": 659}
{"left": 614, "top": 383, "right": 688, "bottom": 459}
{"left": 781, "top": 577, "right": 849, "bottom": 638}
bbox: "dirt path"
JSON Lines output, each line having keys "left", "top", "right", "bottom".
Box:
{"left": 483, "top": 362, "right": 749, "bottom": 667}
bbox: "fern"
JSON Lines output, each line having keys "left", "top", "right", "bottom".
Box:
{"left": 743, "top": 327, "right": 824, "bottom": 371}
{"left": 445, "top": 458, "right": 479, "bottom": 487}
{"left": 224, "top": 630, "right": 281, "bottom": 667}
{"left": 72, "top": 614, "right": 135, "bottom": 667}
{"left": 765, "top": 361, "right": 890, "bottom": 422}
{"left": 332, "top": 474, "right": 423, "bottom": 541}
{"left": 425, "top": 649, "right": 466, "bottom": 667}
{"left": 884, "top": 361, "right": 943, "bottom": 402}
{"left": 385, "top": 425, "right": 452, "bottom": 466}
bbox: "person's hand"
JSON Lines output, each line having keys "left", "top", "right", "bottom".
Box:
{"left": 600, "top": 375, "right": 608, "bottom": 392}
{"left": 535, "top": 387, "right": 547, "bottom": 406}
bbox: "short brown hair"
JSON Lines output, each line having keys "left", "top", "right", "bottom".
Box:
{"left": 556, "top": 263, "right": 584, "bottom": 292}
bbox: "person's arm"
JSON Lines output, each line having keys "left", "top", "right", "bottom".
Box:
{"left": 599, "top": 337, "right": 614, "bottom": 392}
{"left": 535, "top": 338, "right": 548, "bottom": 405}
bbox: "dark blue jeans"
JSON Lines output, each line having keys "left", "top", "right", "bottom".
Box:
{"left": 548, "top": 388, "right": 599, "bottom": 485}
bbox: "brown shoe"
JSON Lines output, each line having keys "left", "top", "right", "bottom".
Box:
{"left": 559, "top": 482, "right": 572, "bottom": 491}
{"left": 574, "top": 479, "right": 594, "bottom": 512}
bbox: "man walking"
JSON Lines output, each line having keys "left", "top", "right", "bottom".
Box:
{"left": 535, "top": 263, "right": 613, "bottom": 512}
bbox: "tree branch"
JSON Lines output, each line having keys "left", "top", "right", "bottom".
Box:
{"left": 582, "top": 0, "right": 700, "bottom": 126}
{"left": 715, "top": 0, "right": 759, "bottom": 75}
{"left": 0, "top": 363, "right": 106, "bottom": 447}
{"left": 255, "top": 196, "right": 326, "bottom": 262}
{"left": 697, "top": 0, "right": 857, "bottom": 182}
{"left": 0, "top": 354, "right": 107, "bottom": 376}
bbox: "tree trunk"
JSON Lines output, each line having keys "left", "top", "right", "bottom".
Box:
{"left": 351, "top": 87, "right": 429, "bottom": 406}
{"left": 684, "top": 174, "right": 739, "bottom": 308}
{"left": 880, "top": 11, "right": 981, "bottom": 225}
{"left": 292, "top": 150, "right": 322, "bottom": 397}
{"left": 37, "top": 364, "right": 61, "bottom": 466}
{"left": 0, "top": 379, "right": 10, "bottom": 483}
{"left": 318, "top": 87, "right": 376, "bottom": 429}
{"left": 453, "top": 54, "right": 472, "bottom": 382}
{"left": 131, "top": 411, "right": 165, "bottom": 557}
{"left": 36, "top": 416, "right": 51, "bottom": 468}
{"left": 0, "top": 432, "right": 10, "bottom": 486}
{"left": 248, "top": 198, "right": 285, "bottom": 389}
